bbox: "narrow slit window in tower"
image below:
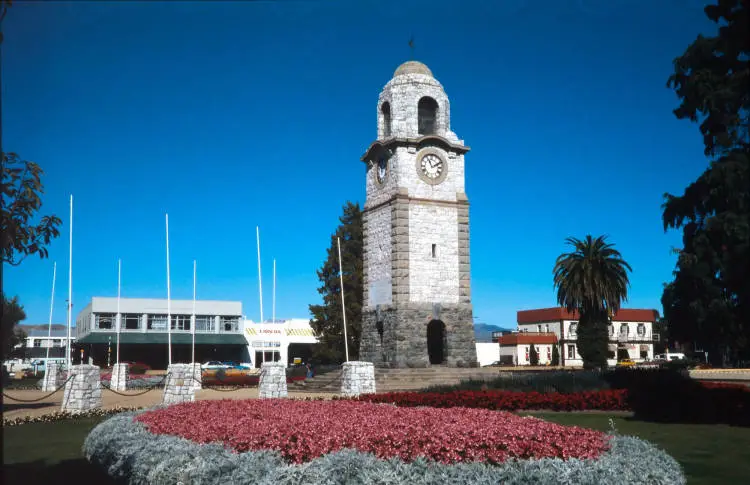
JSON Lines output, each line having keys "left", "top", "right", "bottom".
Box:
{"left": 418, "top": 97, "right": 438, "bottom": 135}
{"left": 381, "top": 102, "right": 392, "bottom": 137}
{"left": 431, "top": 244, "right": 437, "bottom": 258}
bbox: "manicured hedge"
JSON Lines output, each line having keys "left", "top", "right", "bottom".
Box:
{"left": 84, "top": 410, "right": 686, "bottom": 485}
{"left": 346, "top": 389, "right": 629, "bottom": 412}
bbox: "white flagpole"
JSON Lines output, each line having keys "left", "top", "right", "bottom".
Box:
{"left": 337, "top": 237, "right": 350, "bottom": 362}
{"left": 272, "top": 259, "right": 276, "bottom": 325}
{"left": 166, "top": 213, "right": 172, "bottom": 366}
{"left": 256, "top": 226, "right": 265, "bottom": 363}
{"left": 45, "top": 262, "right": 57, "bottom": 363}
{"left": 116, "top": 258, "right": 121, "bottom": 364}
{"left": 192, "top": 259, "right": 196, "bottom": 364}
{"left": 66, "top": 195, "right": 73, "bottom": 371}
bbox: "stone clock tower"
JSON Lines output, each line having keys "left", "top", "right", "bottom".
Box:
{"left": 359, "top": 61, "right": 477, "bottom": 368}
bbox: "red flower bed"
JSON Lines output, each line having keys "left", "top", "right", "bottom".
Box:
{"left": 699, "top": 381, "right": 749, "bottom": 391}
{"left": 349, "top": 389, "right": 629, "bottom": 412}
{"left": 135, "top": 399, "right": 610, "bottom": 464}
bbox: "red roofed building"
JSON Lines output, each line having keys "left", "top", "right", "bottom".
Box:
{"left": 501, "top": 307, "right": 660, "bottom": 368}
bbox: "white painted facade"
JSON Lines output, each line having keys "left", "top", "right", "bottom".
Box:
{"left": 243, "top": 319, "right": 318, "bottom": 366}
{"left": 475, "top": 342, "right": 500, "bottom": 366}
{"left": 516, "top": 319, "right": 656, "bottom": 368}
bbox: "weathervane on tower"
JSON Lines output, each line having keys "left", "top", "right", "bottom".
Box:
{"left": 408, "top": 35, "right": 415, "bottom": 59}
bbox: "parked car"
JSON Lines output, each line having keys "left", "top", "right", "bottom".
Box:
{"left": 616, "top": 359, "right": 636, "bottom": 368}
{"left": 201, "top": 361, "right": 231, "bottom": 370}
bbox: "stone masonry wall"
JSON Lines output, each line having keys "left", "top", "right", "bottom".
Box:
{"left": 408, "top": 202, "right": 459, "bottom": 303}
{"left": 360, "top": 304, "right": 477, "bottom": 368}
{"left": 42, "top": 361, "right": 65, "bottom": 392}
{"left": 364, "top": 204, "right": 392, "bottom": 307}
{"left": 258, "top": 362, "right": 287, "bottom": 398}
{"left": 110, "top": 362, "right": 129, "bottom": 391}
{"left": 163, "top": 363, "right": 199, "bottom": 405}
{"left": 61, "top": 364, "right": 102, "bottom": 413}
{"left": 340, "top": 361, "right": 376, "bottom": 397}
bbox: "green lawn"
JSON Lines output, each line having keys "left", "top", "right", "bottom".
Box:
{"left": 3, "top": 413, "right": 749, "bottom": 484}
{"left": 522, "top": 412, "right": 750, "bottom": 485}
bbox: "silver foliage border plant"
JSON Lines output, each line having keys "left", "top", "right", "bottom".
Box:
{"left": 83, "top": 409, "right": 687, "bottom": 485}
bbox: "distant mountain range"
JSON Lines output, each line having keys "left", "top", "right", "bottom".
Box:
{"left": 474, "top": 323, "right": 513, "bottom": 343}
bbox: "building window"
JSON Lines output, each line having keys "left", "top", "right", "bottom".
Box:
{"left": 569, "top": 322, "right": 578, "bottom": 337}
{"left": 545, "top": 324, "right": 550, "bottom": 333}
{"left": 524, "top": 347, "right": 529, "bottom": 362}
{"left": 195, "top": 316, "right": 215, "bottom": 332}
{"left": 220, "top": 316, "right": 240, "bottom": 332}
{"left": 53, "top": 339, "right": 62, "bottom": 347}
{"left": 431, "top": 244, "right": 437, "bottom": 258}
{"left": 547, "top": 347, "right": 552, "bottom": 361}
{"left": 171, "top": 315, "right": 191, "bottom": 331}
{"left": 620, "top": 323, "right": 628, "bottom": 337}
{"left": 33, "top": 339, "right": 42, "bottom": 348}
{"left": 537, "top": 324, "right": 542, "bottom": 333}
{"left": 637, "top": 323, "right": 646, "bottom": 337}
{"left": 609, "top": 324, "right": 615, "bottom": 336}
{"left": 567, "top": 344, "right": 576, "bottom": 359}
{"left": 147, "top": 315, "right": 168, "bottom": 330}
{"left": 122, "top": 314, "right": 141, "bottom": 330}
{"left": 95, "top": 313, "right": 116, "bottom": 330}
{"left": 417, "top": 96, "right": 438, "bottom": 135}
{"left": 381, "top": 102, "right": 391, "bottom": 137}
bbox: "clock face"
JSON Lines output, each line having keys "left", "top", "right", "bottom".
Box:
{"left": 420, "top": 153, "right": 443, "bottom": 179}
{"left": 376, "top": 157, "right": 387, "bottom": 184}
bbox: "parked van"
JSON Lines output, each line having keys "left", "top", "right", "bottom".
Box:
{"left": 654, "top": 352, "right": 686, "bottom": 362}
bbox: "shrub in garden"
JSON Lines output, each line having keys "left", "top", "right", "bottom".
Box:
{"left": 425, "top": 370, "right": 609, "bottom": 394}
{"left": 84, "top": 408, "right": 686, "bottom": 484}
{"left": 350, "top": 389, "right": 628, "bottom": 412}
{"left": 551, "top": 345, "right": 560, "bottom": 366}
{"left": 529, "top": 344, "right": 539, "bottom": 366}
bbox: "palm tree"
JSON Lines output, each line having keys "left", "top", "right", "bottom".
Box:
{"left": 553, "top": 235, "right": 632, "bottom": 369}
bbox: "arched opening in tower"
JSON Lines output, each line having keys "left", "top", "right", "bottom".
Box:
{"left": 426, "top": 319, "right": 446, "bottom": 364}
{"left": 381, "top": 102, "right": 392, "bottom": 137}
{"left": 418, "top": 97, "right": 438, "bottom": 135}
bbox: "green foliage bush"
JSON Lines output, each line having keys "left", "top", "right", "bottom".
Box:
{"left": 83, "top": 410, "right": 686, "bottom": 484}
{"left": 424, "top": 371, "right": 610, "bottom": 394}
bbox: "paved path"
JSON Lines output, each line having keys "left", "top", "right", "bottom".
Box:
{"left": 2, "top": 388, "right": 337, "bottom": 420}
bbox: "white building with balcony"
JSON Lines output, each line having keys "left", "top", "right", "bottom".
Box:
{"left": 243, "top": 319, "right": 319, "bottom": 368}
{"left": 515, "top": 307, "right": 660, "bottom": 368}
{"left": 75, "top": 297, "right": 246, "bottom": 369}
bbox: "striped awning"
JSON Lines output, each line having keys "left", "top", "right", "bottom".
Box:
{"left": 285, "top": 328, "right": 315, "bottom": 337}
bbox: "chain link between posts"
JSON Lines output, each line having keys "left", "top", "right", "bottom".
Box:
{"left": 2, "top": 374, "right": 75, "bottom": 403}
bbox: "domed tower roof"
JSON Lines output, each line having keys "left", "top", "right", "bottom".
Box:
{"left": 393, "top": 60, "right": 433, "bottom": 78}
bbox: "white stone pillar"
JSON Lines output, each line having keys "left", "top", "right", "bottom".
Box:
{"left": 62, "top": 364, "right": 102, "bottom": 413}
{"left": 258, "top": 361, "right": 287, "bottom": 398}
{"left": 163, "top": 363, "right": 199, "bottom": 405}
{"left": 340, "top": 361, "right": 376, "bottom": 397}
{"left": 41, "top": 361, "right": 65, "bottom": 392}
{"left": 110, "top": 362, "right": 129, "bottom": 391}
{"left": 190, "top": 362, "right": 202, "bottom": 392}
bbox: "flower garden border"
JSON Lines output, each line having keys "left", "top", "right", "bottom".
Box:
{"left": 83, "top": 407, "right": 686, "bottom": 485}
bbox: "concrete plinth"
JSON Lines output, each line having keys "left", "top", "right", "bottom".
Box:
{"left": 110, "top": 363, "right": 129, "bottom": 391}
{"left": 190, "top": 362, "right": 202, "bottom": 391}
{"left": 258, "top": 362, "right": 287, "bottom": 399}
{"left": 341, "top": 361, "right": 377, "bottom": 397}
{"left": 42, "top": 361, "right": 65, "bottom": 392}
{"left": 163, "top": 363, "right": 200, "bottom": 405}
{"left": 62, "top": 365, "right": 102, "bottom": 413}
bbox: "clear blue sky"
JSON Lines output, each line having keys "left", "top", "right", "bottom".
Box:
{"left": 4, "top": 0, "right": 714, "bottom": 328}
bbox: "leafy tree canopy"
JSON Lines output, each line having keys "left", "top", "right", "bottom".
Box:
{"left": 662, "top": 0, "right": 749, "bottom": 365}
{"left": 2, "top": 153, "right": 62, "bottom": 266}
{"left": 553, "top": 235, "right": 631, "bottom": 369}
{"left": 309, "top": 202, "right": 363, "bottom": 364}
{"left": 2, "top": 294, "right": 27, "bottom": 360}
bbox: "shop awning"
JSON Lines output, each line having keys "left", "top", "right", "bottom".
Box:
{"left": 76, "top": 332, "right": 248, "bottom": 345}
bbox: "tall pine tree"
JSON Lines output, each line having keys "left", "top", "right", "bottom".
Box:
{"left": 309, "top": 202, "right": 363, "bottom": 364}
